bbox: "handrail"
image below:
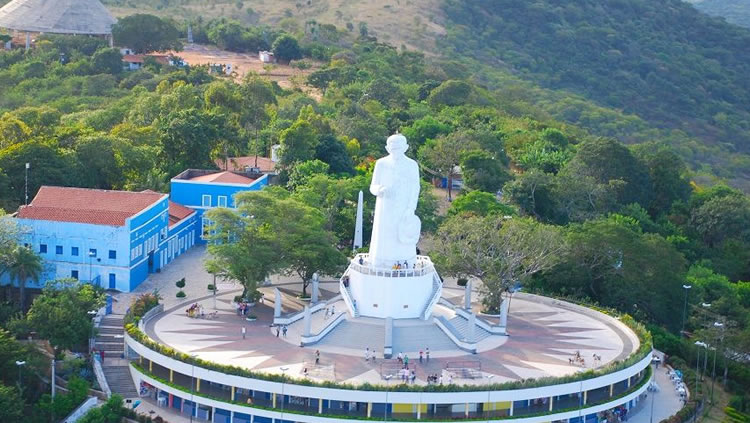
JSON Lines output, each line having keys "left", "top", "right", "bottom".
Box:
{"left": 421, "top": 274, "right": 443, "bottom": 320}
{"left": 300, "top": 312, "right": 346, "bottom": 345}
{"left": 348, "top": 254, "right": 435, "bottom": 277}
{"left": 339, "top": 269, "right": 358, "bottom": 317}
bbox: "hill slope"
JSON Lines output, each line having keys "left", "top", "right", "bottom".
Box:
{"left": 688, "top": 0, "right": 750, "bottom": 28}
{"left": 440, "top": 0, "right": 750, "bottom": 154}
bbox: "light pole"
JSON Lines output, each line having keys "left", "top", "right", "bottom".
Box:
{"left": 711, "top": 322, "right": 723, "bottom": 403}
{"left": 15, "top": 360, "right": 25, "bottom": 389}
{"left": 682, "top": 285, "right": 692, "bottom": 335}
{"left": 694, "top": 340, "right": 707, "bottom": 416}
{"left": 24, "top": 162, "right": 29, "bottom": 205}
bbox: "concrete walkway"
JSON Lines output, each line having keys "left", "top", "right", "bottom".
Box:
{"left": 629, "top": 352, "right": 684, "bottom": 423}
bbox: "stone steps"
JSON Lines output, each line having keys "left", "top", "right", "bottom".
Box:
{"left": 392, "top": 324, "right": 456, "bottom": 353}
{"left": 103, "top": 366, "right": 138, "bottom": 398}
{"left": 449, "top": 315, "right": 492, "bottom": 343}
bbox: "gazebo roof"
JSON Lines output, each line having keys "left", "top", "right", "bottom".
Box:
{"left": 0, "top": 0, "right": 116, "bottom": 35}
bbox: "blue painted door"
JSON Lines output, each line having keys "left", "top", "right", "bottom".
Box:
{"left": 109, "top": 273, "right": 116, "bottom": 290}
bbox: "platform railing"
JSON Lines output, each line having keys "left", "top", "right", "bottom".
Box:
{"left": 339, "top": 269, "right": 359, "bottom": 317}
{"left": 348, "top": 253, "right": 435, "bottom": 277}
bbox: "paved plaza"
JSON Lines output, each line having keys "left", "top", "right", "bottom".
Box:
{"left": 145, "top": 286, "right": 638, "bottom": 386}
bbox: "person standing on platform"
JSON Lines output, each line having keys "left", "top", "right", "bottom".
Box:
{"left": 242, "top": 327, "right": 246, "bottom": 339}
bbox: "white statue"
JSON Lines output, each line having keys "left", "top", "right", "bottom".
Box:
{"left": 369, "top": 134, "right": 421, "bottom": 268}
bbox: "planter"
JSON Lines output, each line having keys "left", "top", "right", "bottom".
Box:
{"left": 245, "top": 316, "right": 257, "bottom": 321}
{"left": 457, "top": 278, "right": 468, "bottom": 287}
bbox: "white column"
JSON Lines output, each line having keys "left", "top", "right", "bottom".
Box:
{"left": 274, "top": 288, "right": 282, "bottom": 318}
{"left": 311, "top": 273, "right": 319, "bottom": 303}
{"left": 353, "top": 190, "right": 364, "bottom": 251}
{"left": 468, "top": 312, "right": 476, "bottom": 342}
{"left": 303, "top": 305, "right": 312, "bottom": 337}
{"left": 464, "top": 280, "right": 472, "bottom": 310}
{"left": 499, "top": 296, "right": 510, "bottom": 328}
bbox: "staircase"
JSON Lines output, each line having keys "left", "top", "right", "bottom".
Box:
{"left": 449, "top": 315, "right": 492, "bottom": 343}
{"left": 421, "top": 274, "right": 442, "bottom": 320}
{"left": 340, "top": 270, "right": 359, "bottom": 317}
{"left": 96, "top": 314, "right": 139, "bottom": 398}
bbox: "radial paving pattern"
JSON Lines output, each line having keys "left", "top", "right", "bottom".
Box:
{"left": 146, "top": 291, "right": 637, "bottom": 386}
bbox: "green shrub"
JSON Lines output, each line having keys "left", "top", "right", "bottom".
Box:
{"left": 176, "top": 290, "right": 186, "bottom": 298}
{"left": 207, "top": 284, "right": 216, "bottom": 291}
{"left": 176, "top": 278, "right": 186, "bottom": 288}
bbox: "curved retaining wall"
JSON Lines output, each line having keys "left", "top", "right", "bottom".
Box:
{"left": 126, "top": 333, "right": 651, "bottom": 422}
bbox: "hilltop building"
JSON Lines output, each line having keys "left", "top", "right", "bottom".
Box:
{"left": 0, "top": 0, "right": 116, "bottom": 49}
{"left": 170, "top": 169, "right": 269, "bottom": 242}
{"left": 13, "top": 187, "right": 198, "bottom": 292}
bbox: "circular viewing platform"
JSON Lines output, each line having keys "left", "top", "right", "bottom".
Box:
{"left": 124, "top": 286, "right": 652, "bottom": 423}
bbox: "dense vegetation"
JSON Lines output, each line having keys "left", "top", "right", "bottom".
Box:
{"left": 440, "top": 0, "right": 750, "bottom": 189}
{"left": 0, "top": 6, "right": 749, "bottom": 416}
{"left": 690, "top": 0, "right": 750, "bottom": 28}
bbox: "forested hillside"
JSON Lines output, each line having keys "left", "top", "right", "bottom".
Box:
{"left": 689, "top": 0, "right": 750, "bottom": 28}
{"left": 441, "top": 0, "right": 750, "bottom": 155}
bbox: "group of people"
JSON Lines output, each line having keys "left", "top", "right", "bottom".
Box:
{"left": 235, "top": 300, "right": 253, "bottom": 317}
{"left": 323, "top": 305, "right": 337, "bottom": 320}
{"left": 185, "top": 302, "right": 218, "bottom": 319}
{"left": 426, "top": 373, "right": 451, "bottom": 385}
{"left": 364, "top": 347, "right": 378, "bottom": 362}
{"left": 275, "top": 325, "right": 288, "bottom": 337}
{"left": 568, "top": 350, "right": 588, "bottom": 367}
{"left": 399, "top": 368, "right": 417, "bottom": 383}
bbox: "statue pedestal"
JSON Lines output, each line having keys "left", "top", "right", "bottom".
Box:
{"left": 343, "top": 254, "right": 441, "bottom": 320}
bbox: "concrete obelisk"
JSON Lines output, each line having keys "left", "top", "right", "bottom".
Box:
{"left": 353, "top": 190, "right": 363, "bottom": 251}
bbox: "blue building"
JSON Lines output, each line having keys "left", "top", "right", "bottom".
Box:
{"left": 9, "top": 186, "right": 199, "bottom": 292}
{"left": 170, "top": 169, "right": 269, "bottom": 242}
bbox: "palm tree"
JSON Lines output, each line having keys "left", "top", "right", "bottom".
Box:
{"left": 9, "top": 246, "right": 42, "bottom": 312}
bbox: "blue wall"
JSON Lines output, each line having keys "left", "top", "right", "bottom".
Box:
{"left": 170, "top": 174, "right": 268, "bottom": 209}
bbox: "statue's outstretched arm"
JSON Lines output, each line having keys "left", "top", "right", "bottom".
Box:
{"left": 370, "top": 161, "right": 387, "bottom": 197}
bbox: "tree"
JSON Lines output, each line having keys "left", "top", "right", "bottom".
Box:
{"left": 631, "top": 144, "right": 691, "bottom": 217}
{"left": 428, "top": 80, "right": 472, "bottom": 108}
{"left": 288, "top": 160, "right": 329, "bottom": 191}
{"left": 0, "top": 329, "right": 25, "bottom": 386}
{"left": 24, "top": 280, "right": 104, "bottom": 355}
{"left": 112, "top": 14, "right": 182, "bottom": 54}
{"left": 74, "top": 135, "right": 127, "bottom": 189}
{"left": 0, "top": 114, "right": 31, "bottom": 148}
{"left": 448, "top": 190, "right": 514, "bottom": 217}
{"left": 419, "top": 134, "right": 477, "bottom": 201}
{"left": 8, "top": 246, "right": 41, "bottom": 312}
{"left": 0, "top": 383, "right": 23, "bottom": 422}
{"left": 78, "top": 394, "right": 125, "bottom": 423}
{"left": 434, "top": 215, "right": 564, "bottom": 313}
{"left": 91, "top": 48, "right": 123, "bottom": 75}
{"left": 460, "top": 150, "right": 511, "bottom": 193}
{"left": 279, "top": 120, "right": 318, "bottom": 167}
{"left": 206, "top": 190, "right": 345, "bottom": 297}
{"left": 157, "top": 108, "right": 228, "bottom": 174}
{"left": 689, "top": 194, "right": 750, "bottom": 248}
{"left": 502, "top": 169, "right": 557, "bottom": 221}
{"left": 315, "top": 135, "right": 355, "bottom": 175}
{"left": 272, "top": 34, "right": 302, "bottom": 62}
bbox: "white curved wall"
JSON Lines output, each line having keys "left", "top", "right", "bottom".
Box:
{"left": 126, "top": 332, "right": 651, "bottom": 406}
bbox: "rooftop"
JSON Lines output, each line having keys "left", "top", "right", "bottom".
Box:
{"left": 168, "top": 201, "right": 194, "bottom": 226}
{"left": 0, "top": 0, "right": 116, "bottom": 35}
{"left": 216, "top": 156, "right": 276, "bottom": 174}
{"left": 17, "top": 186, "right": 165, "bottom": 226}
{"left": 172, "top": 169, "right": 258, "bottom": 185}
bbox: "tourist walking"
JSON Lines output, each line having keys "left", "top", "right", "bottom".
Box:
{"left": 426, "top": 347, "right": 430, "bottom": 362}
{"left": 242, "top": 327, "right": 246, "bottom": 339}
{"left": 365, "top": 347, "right": 370, "bottom": 362}
{"left": 419, "top": 350, "right": 423, "bottom": 363}
{"left": 315, "top": 350, "right": 320, "bottom": 365}
{"left": 282, "top": 325, "right": 288, "bottom": 337}
{"left": 276, "top": 326, "right": 280, "bottom": 337}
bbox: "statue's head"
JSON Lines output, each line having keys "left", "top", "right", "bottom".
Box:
{"left": 385, "top": 133, "right": 409, "bottom": 155}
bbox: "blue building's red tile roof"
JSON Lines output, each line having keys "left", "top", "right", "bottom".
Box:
{"left": 168, "top": 200, "right": 194, "bottom": 226}
{"left": 17, "top": 186, "right": 165, "bottom": 226}
{"left": 188, "top": 171, "right": 255, "bottom": 184}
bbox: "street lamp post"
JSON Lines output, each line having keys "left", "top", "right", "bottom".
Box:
{"left": 15, "top": 360, "right": 25, "bottom": 389}
{"left": 682, "top": 285, "right": 692, "bottom": 335}
{"left": 87, "top": 310, "right": 98, "bottom": 353}
{"left": 280, "top": 366, "right": 289, "bottom": 421}
{"left": 694, "top": 340, "right": 708, "bottom": 419}
{"left": 711, "top": 322, "right": 723, "bottom": 403}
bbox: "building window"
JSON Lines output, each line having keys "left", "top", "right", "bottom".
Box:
{"left": 109, "top": 250, "right": 116, "bottom": 259}
{"left": 39, "top": 244, "right": 47, "bottom": 253}
{"left": 218, "top": 196, "right": 227, "bottom": 208}
{"left": 71, "top": 247, "right": 79, "bottom": 256}
{"left": 56, "top": 245, "right": 63, "bottom": 255}
{"left": 202, "top": 195, "right": 211, "bottom": 207}
{"left": 89, "top": 248, "right": 97, "bottom": 258}
{"left": 71, "top": 270, "right": 79, "bottom": 280}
